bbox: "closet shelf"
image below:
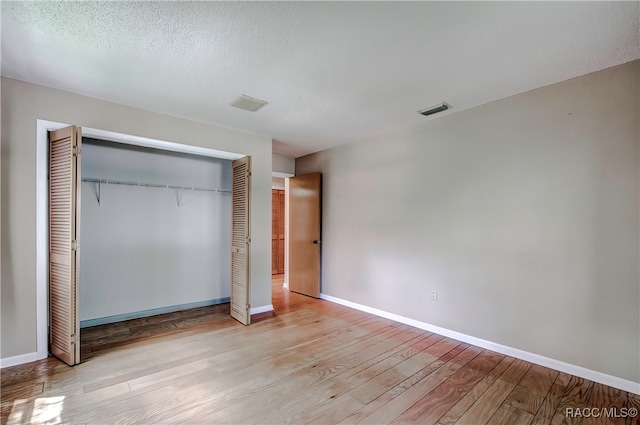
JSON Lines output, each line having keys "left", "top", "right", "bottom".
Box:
{"left": 81, "top": 177, "right": 231, "bottom": 207}
{"left": 82, "top": 177, "right": 231, "bottom": 193}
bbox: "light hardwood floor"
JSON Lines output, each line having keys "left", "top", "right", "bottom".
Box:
{"left": 2, "top": 276, "right": 638, "bottom": 424}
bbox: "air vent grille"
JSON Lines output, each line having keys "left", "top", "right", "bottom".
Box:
{"left": 231, "top": 95, "right": 268, "bottom": 112}
{"left": 419, "top": 102, "right": 450, "bottom": 117}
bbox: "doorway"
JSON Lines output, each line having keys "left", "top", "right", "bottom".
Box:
{"left": 269, "top": 172, "right": 322, "bottom": 303}
{"left": 270, "top": 173, "right": 291, "bottom": 306}
{"left": 272, "top": 189, "right": 285, "bottom": 276}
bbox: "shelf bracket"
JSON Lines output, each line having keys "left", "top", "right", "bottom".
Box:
{"left": 176, "top": 189, "right": 184, "bottom": 207}
{"left": 93, "top": 181, "right": 101, "bottom": 206}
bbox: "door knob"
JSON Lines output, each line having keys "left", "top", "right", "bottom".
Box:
{"left": 313, "top": 240, "right": 321, "bottom": 244}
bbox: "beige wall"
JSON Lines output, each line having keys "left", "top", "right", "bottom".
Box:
{"left": 297, "top": 61, "right": 640, "bottom": 383}
{"left": 272, "top": 153, "right": 295, "bottom": 175}
{"left": 1, "top": 77, "right": 272, "bottom": 359}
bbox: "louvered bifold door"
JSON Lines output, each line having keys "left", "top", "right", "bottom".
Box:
{"left": 231, "top": 156, "right": 251, "bottom": 325}
{"left": 277, "top": 190, "right": 285, "bottom": 274}
{"left": 272, "top": 190, "right": 279, "bottom": 275}
{"left": 49, "top": 125, "right": 82, "bottom": 366}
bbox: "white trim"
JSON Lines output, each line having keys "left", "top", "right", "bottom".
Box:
{"left": 272, "top": 172, "right": 294, "bottom": 179}
{"left": 283, "top": 281, "right": 289, "bottom": 289}
{"left": 320, "top": 293, "right": 640, "bottom": 395}
{"left": 1, "top": 352, "right": 38, "bottom": 369}
{"left": 250, "top": 304, "right": 274, "bottom": 315}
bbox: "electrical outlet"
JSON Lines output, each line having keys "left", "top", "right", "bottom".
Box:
{"left": 430, "top": 289, "right": 437, "bottom": 301}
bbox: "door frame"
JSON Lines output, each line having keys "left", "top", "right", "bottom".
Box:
{"left": 35, "top": 119, "right": 245, "bottom": 361}
{"left": 271, "top": 172, "right": 294, "bottom": 288}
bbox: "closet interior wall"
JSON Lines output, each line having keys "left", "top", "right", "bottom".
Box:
{"left": 79, "top": 138, "right": 232, "bottom": 325}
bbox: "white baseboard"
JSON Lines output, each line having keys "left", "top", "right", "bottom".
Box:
{"left": 283, "top": 281, "right": 289, "bottom": 289}
{"left": 320, "top": 293, "right": 640, "bottom": 395}
{"left": 250, "top": 304, "right": 274, "bottom": 315}
{"left": 1, "top": 352, "right": 39, "bottom": 369}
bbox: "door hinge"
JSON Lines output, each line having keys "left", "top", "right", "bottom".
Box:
{"left": 71, "top": 240, "right": 78, "bottom": 251}
{"left": 246, "top": 237, "right": 251, "bottom": 244}
{"left": 70, "top": 334, "right": 76, "bottom": 345}
{"left": 73, "top": 146, "right": 81, "bottom": 157}
{"left": 246, "top": 303, "right": 250, "bottom": 311}
{"left": 247, "top": 171, "right": 251, "bottom": 177}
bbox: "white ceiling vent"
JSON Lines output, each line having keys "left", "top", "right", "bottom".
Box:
{"left": 231, "top": 95, "right": 268, "bottom": 112}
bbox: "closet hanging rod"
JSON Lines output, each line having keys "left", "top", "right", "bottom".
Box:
{"left": 81, "top": 177, "right": 231, "bottom": 193}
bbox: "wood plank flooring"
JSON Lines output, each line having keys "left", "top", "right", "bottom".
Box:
{"left": 1, "top": 276, "right": 638, "bottom": 424}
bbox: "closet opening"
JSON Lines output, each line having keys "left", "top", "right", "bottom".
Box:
{"left": 36, "top": 120, "right": 248, "bottom": 365}
{"left": 79, "top": 138, "right": 233, "bottom": 330}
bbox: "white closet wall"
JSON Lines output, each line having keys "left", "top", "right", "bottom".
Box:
{"left": 79, "top": 139, "right": 232, "bottom": 324}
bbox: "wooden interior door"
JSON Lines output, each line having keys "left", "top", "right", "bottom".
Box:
{"left": 231, "top": 156, "right": 251, "bottom": 325}
{"left": 271, "top": 189, "right": 285, "bottom": 275}
{"left": 288, "top": 173, "right": 321, "bottom": 298}
{"left": 49, "top": 125, "right": 82, "bottom": 366}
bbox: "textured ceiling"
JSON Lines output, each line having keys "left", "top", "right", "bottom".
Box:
{"left": 2, "top": 2, "right": 638, "bottom": 158}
